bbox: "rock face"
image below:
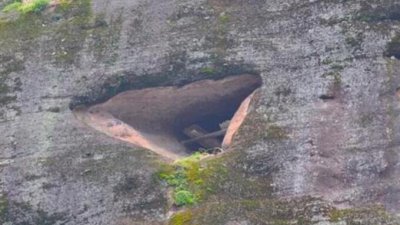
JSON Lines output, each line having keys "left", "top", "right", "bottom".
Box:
{"left": 0, "top": 0, "right": 400, "bottom": 224}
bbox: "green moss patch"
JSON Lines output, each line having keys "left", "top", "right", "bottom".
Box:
{"left": 0, "top": 14, "right": 43, "bottom": 45}
{"left": 50, "top": 0, "right": 92, "bottom": 65}
{"left": 200, "top": 66, "right": 216, "bottom": 75}
{"left": 2, "top": 1, "right": 22, "bottom": 13}
{"left": 0, "top": 0, "right": 93, "bottom": 66}
{"left": 168, "top": 198, "right": 398, "bottom": 225}
{"left": 169, "top": 210, "right": 193, "bottom": 225}
{"left": 157, "top": 148, "right": 274, "bottom": 209}
{"left": 157, "top": 152, "right": 212, "bottom": 206}
{"left": 2, "top": 0, "right": 50, "bottom": 14}
{"left": 168, "top": 197, "right": 321, "bottom": 225}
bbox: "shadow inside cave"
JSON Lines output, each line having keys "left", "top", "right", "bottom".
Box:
{"left": 72, "top": 74, "right": 261, "bottom": 160}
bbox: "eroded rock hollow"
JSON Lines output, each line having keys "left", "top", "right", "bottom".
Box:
{"left": 73, "top": 74, "right": 261, "bottom": 160}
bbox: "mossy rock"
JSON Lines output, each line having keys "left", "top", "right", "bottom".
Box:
{"left": 168, "top": 198, "right": 399, "bottom": 225}
{"left": 0, "top": 0, "right": 93, "bottom": 66}
{"left": 169, "top": 211, "right": 193, "bottom": 225}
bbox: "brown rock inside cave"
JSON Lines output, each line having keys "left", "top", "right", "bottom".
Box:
{"left": 73, "top": 74, "right": 261, "bottom": 160}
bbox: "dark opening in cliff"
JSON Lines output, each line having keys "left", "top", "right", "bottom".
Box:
{"left": 73, "top": 74, "right": 261, "bottom": 160}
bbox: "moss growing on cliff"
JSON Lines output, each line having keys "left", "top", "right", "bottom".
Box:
{"left": 0, "top": 0, "right": 93, "bottom": 66}
{"left": 51, "top": 0, "right": 92, "bottom": 65}
{"left": 169, "top": 210, "right": 193, "bottom": 225}
{"left": 200, "top": 66, "right": 216, "bottom": 75}
{"left": 167, "top": 198, "right": 398, "bottom": 225}
{"left": 3, "top": 0, "right": 50, "bottom": 14}
{"left": 157, "top": 152, "right": 212, "bottom": 206}
{"left": 157, "top": 148, "right": 273, "bottom": 208}
{"left": 160, "top": 148, "right": 276, "bottom": 224}
{"left": 2, "top": 1, "right": 22, "bottom": 13}
{"left": 0, "top": 14, "right": 43, "bottom": 44}
{"left": 167, "top": 198, "right": 318, "bottom": 225}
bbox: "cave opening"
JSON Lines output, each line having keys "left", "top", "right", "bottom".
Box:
{"left": 73, "top": 74, "right": 262, "bottom": 160}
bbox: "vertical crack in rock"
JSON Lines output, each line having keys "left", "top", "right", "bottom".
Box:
{"left": 72, "top": 74, "right": 261, "bottom": 160}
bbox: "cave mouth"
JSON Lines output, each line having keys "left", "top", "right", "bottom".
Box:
{"left": 73, "top": 74, "right": 261, "bottom": 160}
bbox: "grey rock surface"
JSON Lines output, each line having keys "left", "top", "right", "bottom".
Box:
{"left": 0, "top": 0, "right": 400, "bottom": 224}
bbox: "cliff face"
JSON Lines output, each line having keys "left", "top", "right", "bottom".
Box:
{"left": 0, "top": 0, "right": 400, "bottom": 224}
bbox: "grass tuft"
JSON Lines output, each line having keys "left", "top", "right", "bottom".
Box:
{"left": 2, "top": 1, "right": 22, "bottom": 12}
{"left": 174, "top": 190, "right": 196, "bottom": 206}
{"left": 2, "top": 0, "right": 50, "bottom": 14}
{"left": 157, "top": 152, "right": 210, "bottom": 206}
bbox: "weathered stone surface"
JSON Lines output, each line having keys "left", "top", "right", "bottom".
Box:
{"left": 0, "top": 0, "right": 400, "bottom": 224}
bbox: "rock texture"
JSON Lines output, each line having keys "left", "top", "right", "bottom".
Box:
{"left": 0, "top": 0, "right": 400, "bottom": 224}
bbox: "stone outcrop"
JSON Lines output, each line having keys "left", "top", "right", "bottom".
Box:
{"left": 0, "top": 0, "right": 400, "bottom": 224}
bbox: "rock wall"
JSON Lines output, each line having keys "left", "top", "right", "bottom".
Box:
{"left": 0, "top": 0, "right": 399, "bottom": 224}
